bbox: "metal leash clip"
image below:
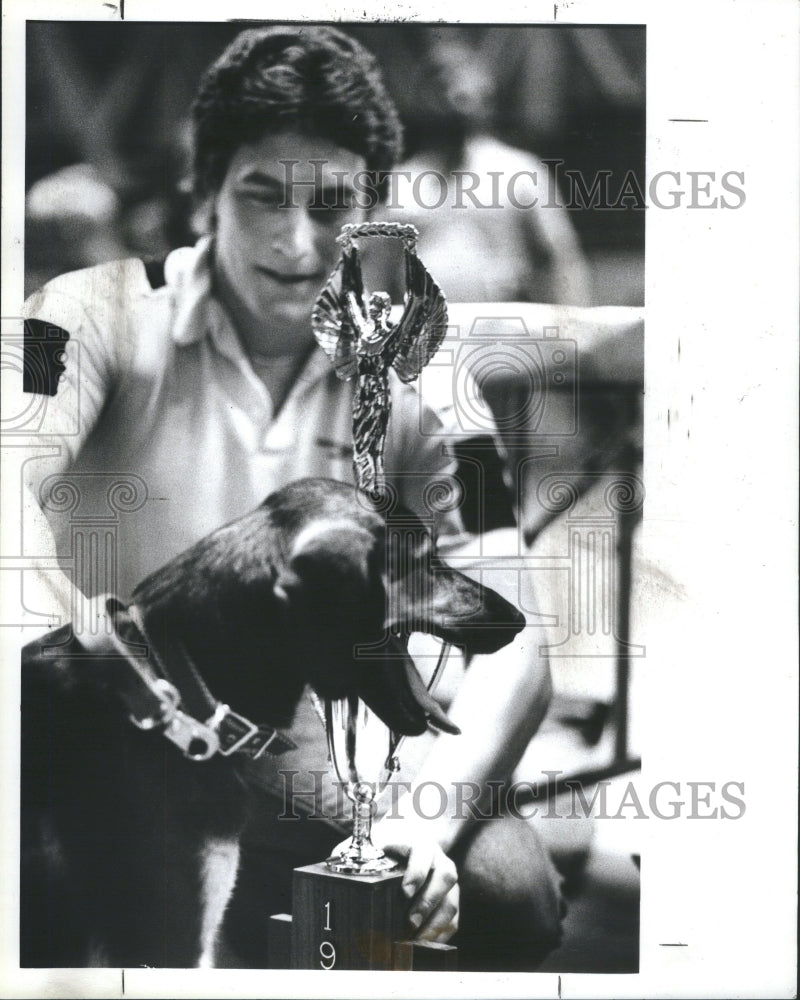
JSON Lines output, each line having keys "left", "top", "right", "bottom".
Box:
{"left": 129, "top": 678, "right": 220, "bottom": 761}
{"left": 128, "top": 677, "right": 181, "bottom": 731}
{"left": 162, "top": 709, "right": 221, "bottom": 762}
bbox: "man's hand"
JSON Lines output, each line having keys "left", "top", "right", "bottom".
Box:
{"left": 379, "top": 821, "right": 459, "bottom": 942}
{"left": 332, "top": 817, "right": 459, "bottom": 942}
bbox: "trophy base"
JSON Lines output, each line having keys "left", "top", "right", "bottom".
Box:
{"left": 290, "top": 862, "right": 408, "bottom": 969}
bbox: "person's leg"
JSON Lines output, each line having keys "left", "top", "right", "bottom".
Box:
{"left": 451, "top": 814, "right": 566, "bottom": 972}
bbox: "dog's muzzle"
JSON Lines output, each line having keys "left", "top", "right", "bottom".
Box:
{"left": 352, "top": 635, "right": 461, "bottom": 738}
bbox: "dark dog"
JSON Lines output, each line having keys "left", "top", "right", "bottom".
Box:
{"left": 21, "top": 477, "right": 524, "bottom": 968}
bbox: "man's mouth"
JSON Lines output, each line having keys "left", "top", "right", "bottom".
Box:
{"left": 255, "top": 265, "right": 324, "bottom": 286}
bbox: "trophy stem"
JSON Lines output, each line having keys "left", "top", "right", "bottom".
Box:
{"left": 323, "top": 643, "right": 453, "bottom": 876}
{"left": 326, "top": 781, "right": 398, "bottom": 876}
{"left": 352, "top": 789, "right": 373, "bottom": 845}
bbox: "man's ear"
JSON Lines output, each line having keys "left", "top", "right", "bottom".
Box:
{"left": 190, "top": 193, "right": 216, "bottom": 237}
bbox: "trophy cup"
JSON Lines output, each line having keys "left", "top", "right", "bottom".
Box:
{"left": 323, "top": 639, "right": 453, "bottom": 875}
{"left": 311, "top": 218, "right": 452, "bottom": 878}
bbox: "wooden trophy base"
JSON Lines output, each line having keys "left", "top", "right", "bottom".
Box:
{"left": 268, "top": 862, "right": 457, "bottom": 971}
{"left": 293, "top": 862, "right": 405, "bottom": 970}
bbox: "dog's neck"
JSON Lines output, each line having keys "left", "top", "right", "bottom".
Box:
{"left": 127, "top": 592, "right": 307, "bottom": 731}
{"left": 128, "top": 507, "right": 318, "bottom": 728}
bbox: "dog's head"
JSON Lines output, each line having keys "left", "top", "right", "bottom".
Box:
{"left": 132, "top": 478, "right": 525, "bottom": 737}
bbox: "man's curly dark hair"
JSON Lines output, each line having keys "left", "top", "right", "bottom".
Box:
{"left": 191, "top": 25, "right": 403, "bottom": 204}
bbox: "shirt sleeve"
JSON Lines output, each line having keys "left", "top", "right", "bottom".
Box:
{"left": 17, "top": 264, "right": 134, "bottom": 461}
{"left": 2, "top": 263, "right": 137, "bottom": 620}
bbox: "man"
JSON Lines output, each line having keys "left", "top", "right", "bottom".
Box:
{"left": 15, "top": 25, "right": 562, "bottom": 969}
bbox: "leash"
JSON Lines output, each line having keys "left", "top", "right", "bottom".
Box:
{"left": 82, "top": 596, "right": 296, "bottom": 763}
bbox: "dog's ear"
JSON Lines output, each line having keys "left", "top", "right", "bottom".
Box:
{"left": 273, "top": 521, "right": 387, "bottom": 645}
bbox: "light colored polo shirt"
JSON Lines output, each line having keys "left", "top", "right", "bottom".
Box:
{"left": 20, "top": 238, "right": 468, "bottom": 602}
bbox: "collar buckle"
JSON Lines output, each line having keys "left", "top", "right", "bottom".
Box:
{"left": 210, "top": 704, "right": 297, "bottom": 759}
{"left": 213, "top": 705, "right": 259, "bottom": 756}
{"left": 245, "top": 727, "right": 297, "bottom": 759}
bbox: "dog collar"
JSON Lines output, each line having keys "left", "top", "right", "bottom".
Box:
{"left": 128, "top": 673, "right": 297, "bottom": 763}
{"left": 85, "top": 597, "right": 296, "bottom": 763}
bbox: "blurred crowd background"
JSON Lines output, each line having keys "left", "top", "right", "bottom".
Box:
{"left": 25, "top": 22, "right": 644, "bottom": 305}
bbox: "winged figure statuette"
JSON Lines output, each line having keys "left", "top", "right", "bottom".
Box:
{"left": 311, "top": 223, "right": 448, "bottom": 495}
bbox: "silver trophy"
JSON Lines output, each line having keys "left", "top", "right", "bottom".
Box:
{"left": 324, "top": 640, "right": 452, "bottom": 875}
{"left": 314, "top": 222, "right": 452, "bottom": 874}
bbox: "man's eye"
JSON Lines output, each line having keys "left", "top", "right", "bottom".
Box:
{"left": 242, "top": 190, "right": 283, "bottom": 207}
{"left": 308, "top": 193, "right": 356, "bottom": 221}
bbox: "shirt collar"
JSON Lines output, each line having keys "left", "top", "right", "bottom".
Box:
{"left": 165, "top": 236, "right": 335, "bottom": 389}
{"left": 165, "top": 236, "right": 215, "bottom": 347}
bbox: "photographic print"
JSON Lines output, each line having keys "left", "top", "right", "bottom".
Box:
{"left": 1, "top": 2, "right": 796, "bottom": 998}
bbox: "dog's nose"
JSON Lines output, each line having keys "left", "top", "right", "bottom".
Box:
{"left": 442, "top": 597, "right": 526, "bottom": 656}
{"left": 460, "top": 612, "right": 526, "bottom": 655}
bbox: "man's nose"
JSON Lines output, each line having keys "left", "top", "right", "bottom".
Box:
{"left": 270, "top": 207, "right": 317, "bottom": 262}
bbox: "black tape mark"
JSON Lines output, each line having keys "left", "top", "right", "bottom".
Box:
{"left": 23, "top": 319, "right": 70, "bottom": 396}
{"left": 143, "top": 257, "right": 167, "bottom": 289}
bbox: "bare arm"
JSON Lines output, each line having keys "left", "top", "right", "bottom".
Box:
{"left": 524, "top": 195, "right": 594, "bottom": 307}
{"left": 368, "top": 529, "right": 551, "bottom": 941}
{"left": 376, "top": 528, "right": 551, "bottom": 852}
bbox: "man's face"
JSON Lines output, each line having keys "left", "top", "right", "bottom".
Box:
{"left": 212, "top": 130, "right": 367, "bottom": 352}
